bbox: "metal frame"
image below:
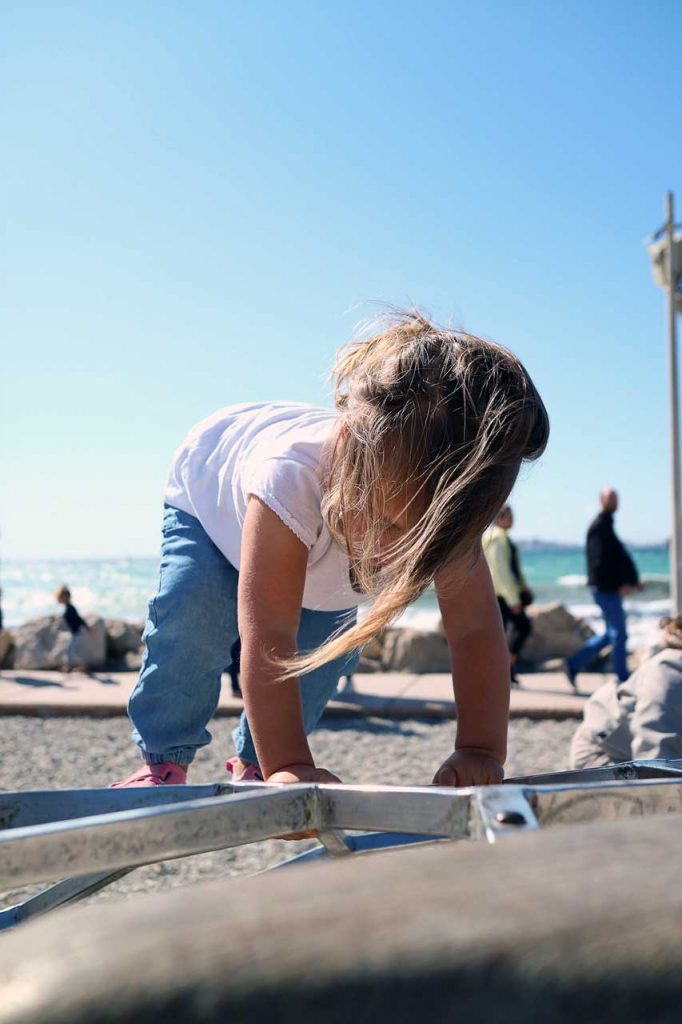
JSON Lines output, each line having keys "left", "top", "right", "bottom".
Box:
{"left": 648, "top": 190, "right": 682, "bottom": 612}
{"left": 2, "top": 758, "right": 682, "bottom": 931}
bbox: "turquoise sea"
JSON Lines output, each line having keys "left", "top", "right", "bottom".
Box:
{"left": 2, "top": 545, "right": 671, "bottom": 651}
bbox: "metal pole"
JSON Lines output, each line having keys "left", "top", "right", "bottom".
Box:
{"left": 666, "top": 191, "right": 682, "bottom": 615}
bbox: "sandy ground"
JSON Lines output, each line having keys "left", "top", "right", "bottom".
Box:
{"left": 0, "top": 715, "right": 576, "bottom": 912}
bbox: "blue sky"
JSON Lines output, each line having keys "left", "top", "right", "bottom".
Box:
{"left": 1, "top": 0, "right": 681, "bottom": 558}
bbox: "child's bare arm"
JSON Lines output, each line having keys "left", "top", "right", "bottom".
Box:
{"left": 238, "top": 496, "right": 340, "bottom": 782}
{"left": 433, "top": 550, "right": 510, "bottom": 786}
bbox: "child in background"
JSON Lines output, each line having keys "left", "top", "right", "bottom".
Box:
{"left": 55, "top": 584, "right": 89, "bottom": 674}
{"left": 113, "top": 309, "right": 549, "bottom": 790}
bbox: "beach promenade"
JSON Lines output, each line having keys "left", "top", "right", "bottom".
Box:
{"left": 0, "top": 667, "right": 602, "bottom": 720}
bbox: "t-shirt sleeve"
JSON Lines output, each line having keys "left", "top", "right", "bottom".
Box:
{"left": 244, "top": 457, "right": 323, "bottom": 550}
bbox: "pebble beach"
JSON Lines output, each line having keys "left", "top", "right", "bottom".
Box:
{"left": 0, "top": 714, "right": 576, "bottom": 913}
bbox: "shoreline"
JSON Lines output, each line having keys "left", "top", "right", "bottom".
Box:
{"left": 0, "top": 594, "right": 669, "bottom": 678}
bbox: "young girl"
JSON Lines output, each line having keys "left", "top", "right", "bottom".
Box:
{"left": 113, "top": 309, "right": 549, "bottom": 790}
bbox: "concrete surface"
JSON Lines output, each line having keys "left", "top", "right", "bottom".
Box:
{"left": 0, "top": 667, "right": 606, "bottom": 720}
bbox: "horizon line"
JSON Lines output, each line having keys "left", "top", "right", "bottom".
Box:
{"left": 1, "top": 537, "right": 671, "bottom": 562}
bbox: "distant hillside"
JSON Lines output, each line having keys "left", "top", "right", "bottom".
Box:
{"left": 516, "top": 539, "right": 668, "bottom": 552}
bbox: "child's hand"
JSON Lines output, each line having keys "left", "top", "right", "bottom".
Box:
{"left": 267, "top": 764, "right": 342, "bottom": 841}
{"left": 267, "top": 764, "right": 342, "bottom": 785}
{"left": 432, "top": 749, "right": 504, "bottom": 788}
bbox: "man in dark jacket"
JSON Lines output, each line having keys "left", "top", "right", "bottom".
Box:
{"left": 565, "top": 489, "right": 640, "bottom": 689}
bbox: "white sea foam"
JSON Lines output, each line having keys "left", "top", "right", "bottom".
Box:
{"left": 70, "top": 586, "right": 100, "bottom": 611}
{"left": 1, "top": 555, "right": 672, "bottom": 655}
{"left": 558, "top": 572, "right": 669, "bottom": 589}
{"left": 395, "top": 607, "right": 442, "bottom": 631}
{"left": 558, "top": 574, "right": 587, "bottom": 587}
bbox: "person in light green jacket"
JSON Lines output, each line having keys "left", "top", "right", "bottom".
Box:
{"left": 483, "top": 506, "right": 533, "bottom": 685}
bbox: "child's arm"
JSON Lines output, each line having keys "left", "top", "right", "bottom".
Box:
{"left": 238, "top": 496, "right": 341, "bottom": 784}
{"left": 433, "top": 549, "right": 510, "bottom": 787}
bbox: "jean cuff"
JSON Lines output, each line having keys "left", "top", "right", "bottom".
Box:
{"left": 232, "top": 730, "right": 258, "bottom": 767}
{"left": 143, "top": 748, "right": 196, "bottom": 767}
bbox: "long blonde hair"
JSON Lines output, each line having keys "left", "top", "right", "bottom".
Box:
{"left": 289, "top": 308, "right": 549, "bottom": 675}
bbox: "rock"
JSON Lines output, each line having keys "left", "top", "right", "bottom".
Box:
{"left": 360, "top": 633, "right": 384, "bottom": 662}
{"left": 521, "top": 602, "right": 594, "bottom": 664}
{"left": 0, "top": 628, "right": 14, "bottom": 669}
{"left": 105, "top": 619, "right": 144, "bottom": 661}
{"left": 355, "top": 632, "right": 385, "bottom": 673}
{"left": 123, "top": 650, "right": 143, "bottom": 671}
{"left": 12, "top": 615, "right": 107, "bottom": 670}
{"left": 380, "top": 627, "right": 451, "bottom": 673}
{"left": 353, "top": 602, "right": 595, "bottom": 673}
{"left": 355, "top": 655, "right": 382, "bottom": 674}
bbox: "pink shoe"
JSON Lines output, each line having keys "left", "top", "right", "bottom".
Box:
{"left": 110, "top": 762, "right": 188, "bottom": 788}
{"left": 225, "top": 757, "right": 263, "bottom": 782}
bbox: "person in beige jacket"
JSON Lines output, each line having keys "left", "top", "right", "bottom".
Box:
{"left": 483, "top": 505, "right": 533, "bottom": 685}
{"left": 570, "top": 616, "right": 682, "bottom": 769}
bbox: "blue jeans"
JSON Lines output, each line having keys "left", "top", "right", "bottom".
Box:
{"left": 567, "top": 588, "right": 629, "bottom": 682}
{"left": 128, "top": 505, "right": 358, "bottom": 768}
{"left": 65, "top": 629, "right": 85, "bottom": 669}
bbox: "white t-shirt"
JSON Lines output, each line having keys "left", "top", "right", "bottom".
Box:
{"left": 165, "top": 402, "right": 366, "bottom": 611}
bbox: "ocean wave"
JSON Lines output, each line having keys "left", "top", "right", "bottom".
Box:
{"left": 566, "top": 603, "right": 600, "bottom": 620}
{"left": 557, "top": 574, "right": 587, "bottom": 587}
{"left": 624, "top": 598, "right": 672, "bottom": 616}
{"left": 558, "top": 572, "right": 670, "bottom": 588}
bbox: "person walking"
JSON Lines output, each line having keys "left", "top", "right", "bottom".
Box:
{"left": 565, "top": 489, "right": 640, "bottom": 690}
{"left": 483, "top": 505, "right": 533, "bottom": 686}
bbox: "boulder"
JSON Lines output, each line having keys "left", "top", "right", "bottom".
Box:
{"left": 380, "top": 627, "right": 451, "bottom": 673}
{"left": 354, "top": 602, "right": 594, "bottom": 673}
{"left": 105, "top": 619, "right": 144, "bottom": 661}
{"left": 0, "top": 628, "right": 14, "bottom": 669}
{"left": 123, "top": 650, "right": 143, "bottom": 671}
{"left": 12, "top": 615, "right": 107, "bottom": 671}
{"left": 355, "top": 632, "right": 385, "bottom": 673}
{"left": 521, "top": 602, "right": 594, "bottom": 664}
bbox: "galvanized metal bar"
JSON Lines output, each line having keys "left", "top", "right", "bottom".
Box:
{"left": 5, "top": 771, "right": 682, "bottom": 905}
{"left": 0, "top": 784, "right": 229, "bottom": 831}
{"left": 322, "top": 784, "right": 472, "bottom": 838}
{"left": 623, "top": 761, "right": 682, "bottom": 779}
{"left": 0, "top": 787, "right": 321, "bottom": 889}
{"left": 508, "top": 758, "right": 682, "bottom": 786}
{"left": 666, "top": 189, "right": 682, "bottom": 615}
{"left": 0, "top": 869, "right": 133, "bottom": 931}
{"left": 531, "top": 776, "right": 682, "bottom": 827}
{"left": 471, "top": 786, "right": 540, "bottom": 843}
{"left": 316, "top": 830, "right": 353, "bottom": 856}
{"left": 276, "top": 831, "right": 445, "bottom": 868}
